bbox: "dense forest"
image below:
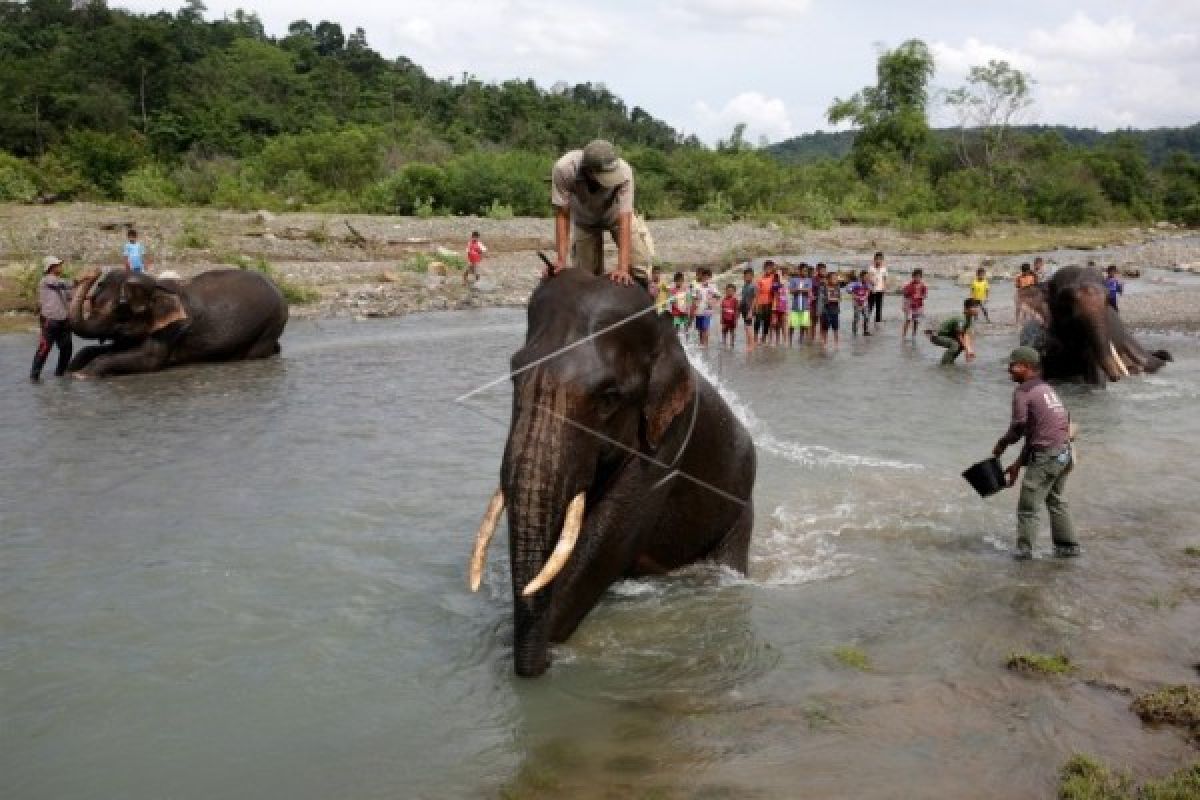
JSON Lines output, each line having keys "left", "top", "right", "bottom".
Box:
{"left": 1, "top": 1, "right": 1198, "bottom": 229}
{"left": 770, "top": 125, "right": 1200, "bottom": 166}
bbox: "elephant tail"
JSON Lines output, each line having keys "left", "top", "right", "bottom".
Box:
{"left": 1151, "top": 349, "right": 1173, "bottom": 363}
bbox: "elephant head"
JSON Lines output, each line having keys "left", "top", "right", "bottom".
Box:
{"left": 70, "top": 268, "right": 187, "bottom": 341}
{"left": 469, "top": 269, "right": 696, "bottom": 677}
{"left": 1018, "top": 265, "right": 1171, "bottom": 385}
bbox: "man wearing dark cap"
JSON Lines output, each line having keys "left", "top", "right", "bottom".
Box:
{"left": 30, "top": 255, "right": 74, "bottom": 381}
{"left": 992, "top": 346, "right": 1079, "bottom": 560}
{"left": 549, "top": 139, "right": 653, "bottom": 286}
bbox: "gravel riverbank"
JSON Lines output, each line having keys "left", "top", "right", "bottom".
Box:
{"left": 2, "top": 203, "right": 1198, "bottom": 330}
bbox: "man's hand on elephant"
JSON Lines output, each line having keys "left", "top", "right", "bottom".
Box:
{"left": 608, "top": 269, "right": 634, "bottom": 286}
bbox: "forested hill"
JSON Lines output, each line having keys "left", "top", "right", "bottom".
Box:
{"left": 0, "top": 1, "right": 685, "bottom": 163}
{"left": 770, "top": 124, "right": 1200, "bottom": 165}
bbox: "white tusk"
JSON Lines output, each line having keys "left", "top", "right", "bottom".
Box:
{"left": 521, "top": 492, "right": 586, "bottom": 597}
{"left": 468, "top": 489, "right": 505, "bottom": 592}
{"left": 1110, "top": 342, "right": 1130, "bottom": 378}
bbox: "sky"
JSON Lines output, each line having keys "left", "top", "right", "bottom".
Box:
{"left": 115, "top": 0, "right": 1200, "bottom": 145}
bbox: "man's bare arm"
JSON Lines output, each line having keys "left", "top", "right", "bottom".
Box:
{"left": 611, "top": 211, "right": 633, "bottom": 285}
{"left": 554, "top": 206, "right": 571, "bottom": 272}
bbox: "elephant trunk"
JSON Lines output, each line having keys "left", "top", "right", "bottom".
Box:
{"left": 68, "top": 271, "right": 107, "bottom": 339}
{"left": 500, "top": 377, "right": 592, "bottom": 678}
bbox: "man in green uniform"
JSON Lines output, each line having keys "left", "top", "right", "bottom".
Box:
{"left": 929, "top": 298, "right": 980, "bottom": 365}
{"left": 993, "top": 346, "right": 1079, "bottom": 560}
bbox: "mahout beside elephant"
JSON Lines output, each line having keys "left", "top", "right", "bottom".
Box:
{"left": 1018, "top": 265, "right": 1171, "bottom": 386}
{"left": 469, "top": 268, "right": 756, "bottom": 677}
{"left": 67, "top": 268, "right": 288, "bottom": 378}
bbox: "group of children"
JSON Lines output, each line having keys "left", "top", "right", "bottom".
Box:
{"left": 650, "top": 260, "right": 953, "bottom": 351}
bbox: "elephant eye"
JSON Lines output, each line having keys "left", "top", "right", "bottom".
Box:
{"left": 595, "top": 385, "right": 622, "bottom": 416}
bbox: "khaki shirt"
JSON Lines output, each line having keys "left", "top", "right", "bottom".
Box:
{"left": 38, "top": 275, "right": 72, "bottom": 321}
{"left": 551, "top": 150, "right": 634, "bottom": 230}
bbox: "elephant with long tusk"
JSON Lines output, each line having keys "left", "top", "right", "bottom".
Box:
{"left": 1017, "top": 265, "right": 1171, "bottom": 387}
{"left": 469, "top": 268, "right": 756, "bottom": 677}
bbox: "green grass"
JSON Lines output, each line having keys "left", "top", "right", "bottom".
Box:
{"left": 1058, "top": 755, "right": 1200, "bottom": 800}
{"left": 832, "top": 646, "right": 871, "bottom": 671}
{"left": 1183, "top": 546, "right": 1200, "bottom": 557}
{"left": 173, "top": 218, "right": 212, "bottom": 249}
{"left": 1006, "top": 652, "right": 1076, "bottom": 675}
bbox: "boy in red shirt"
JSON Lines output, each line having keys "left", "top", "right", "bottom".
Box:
{"left": 901, "top": 268, "right": 928, "bottom": 340}
{"left": 720, "top": 283, "right": 739, "bottom": 348}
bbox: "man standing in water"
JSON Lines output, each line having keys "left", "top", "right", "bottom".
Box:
{"left": 30, "top": 256, "right": 73, "bottom": 382}
{"left": 547, "top": 139, "right": 653, "bottom": 286}
{"left": 992, "top": 347, "right": 1079, "bottom": 561}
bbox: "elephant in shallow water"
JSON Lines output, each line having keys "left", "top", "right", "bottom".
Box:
{"left": 1018, "top": 265, "right": 1171, "bottom": 386}
{"left": 469, "top": 268, "right": 756, "bottom": 677}
{"left": 68, "top": 268, "right": 288, "bottom": 378}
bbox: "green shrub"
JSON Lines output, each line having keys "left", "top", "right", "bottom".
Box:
{"left": 56, "top": 130, "right": 147, "bottom": 197}
{"left": 121, "top": 164, "right": 180, "bottom": 207}
{"left": 1006, "top": 652, "right": 1075, "bottom": 675}
{"left": 414, "top": 195, "right": 437, "bottom": 218}
{"left": 0, "top": 152, "right": 37, "bottom": 202}
{"left": 486, "top": 198, "right": 514, "bottom": 220}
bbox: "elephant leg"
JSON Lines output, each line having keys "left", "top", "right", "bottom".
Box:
{"left": 67, "top": 343, "right": 113, "bottom": 373}
{"left": 709, "top": 497, "right": 754, "bottom": 574}
{"left": 243, "top": 335, "right": 282, "bottom": 360}
{"left": 76, "top": 339, "right": 170, "bottom": 378}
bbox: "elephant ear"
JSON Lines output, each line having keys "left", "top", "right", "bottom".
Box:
{"left": 642, "top": 334, "right": 695, "bottom": 451}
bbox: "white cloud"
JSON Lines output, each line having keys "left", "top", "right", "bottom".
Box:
{"left": 931, "top": 12, "right": 1200, "bottom": 130}
{"left": 694, "top": 91, "right": 795, "bottom": 144}
{"left": 660, "top": 0, "right": 811, "bottom": 33}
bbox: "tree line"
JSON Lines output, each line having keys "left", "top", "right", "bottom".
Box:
{"left": 0, "top": 2, "right": 1197, "bottom": 228}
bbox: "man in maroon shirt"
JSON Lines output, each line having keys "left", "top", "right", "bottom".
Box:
{"left": 992, "top": 346, "right": 1079, "bottom": 560}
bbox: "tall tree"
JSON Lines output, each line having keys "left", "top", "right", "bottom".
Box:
{"left": 943, "top": 59, "right": 1034, "bottom": 181}
{"left": 827, "top": 39, "right": 935, "bottom": 177}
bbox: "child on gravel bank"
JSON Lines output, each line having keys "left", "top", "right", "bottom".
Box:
{"left": 465, "top": 231, "right": 486, "bottom": 286}
{"left": 1105, "top": 266, "right": 1124, "bottom": 312}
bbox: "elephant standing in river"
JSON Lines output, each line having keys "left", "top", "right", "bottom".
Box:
{"left": 1018, "top": 265, "right": 1171, "bottom": 386}
{"left": 68, "top": 268, "right": 288, "bottom": 378}
{"left": 469, "top": 268, "right": 756, "bottom": 677}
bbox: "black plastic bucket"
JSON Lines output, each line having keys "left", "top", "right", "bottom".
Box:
{"left": 962, "top": 457, "right": 1007, "bottom": 497}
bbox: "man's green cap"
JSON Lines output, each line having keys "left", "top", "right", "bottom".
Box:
{"left": 1008, "top": 346, "right": 1041, "bottom": 366}
{"left": 582, "top": 139, "right": 624, "bottom": 187}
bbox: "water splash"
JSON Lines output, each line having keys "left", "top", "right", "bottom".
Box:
{"left": 682, "top": 341, "right": 923, "bottom": 471}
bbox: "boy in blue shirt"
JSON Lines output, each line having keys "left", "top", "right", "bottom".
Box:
{"left": 124, "top": 229, "right": 148, "bottom": 273}
{"left": 1104, "top": 265, "right": 1123, "bottom": 312}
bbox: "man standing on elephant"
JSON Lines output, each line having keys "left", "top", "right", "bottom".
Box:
{"left": 30, "top": 255, "right": 73, "bottom": 382}
{"left": 548, "top": 139, "right": 653, "bottom": 287}
{"left": 992, "top": 347, "right": 1079, "bottom": 561}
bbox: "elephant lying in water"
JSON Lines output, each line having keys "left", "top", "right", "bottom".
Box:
{"left": 1018, "top": 265, "right": 1171, "bottom": 386}
{"left": 469, "top": 268, "right": 757, "bottom": 677}
{"left": 68, "top": 268, "right": 288, "bottom": 378}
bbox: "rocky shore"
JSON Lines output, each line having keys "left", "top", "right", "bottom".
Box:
{"left": 1, "top": 203, "right": 1198, "bottom": 331}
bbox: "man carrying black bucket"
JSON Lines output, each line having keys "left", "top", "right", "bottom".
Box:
{"left": 992, "top": 347, "right": 1079, "bottom": 561}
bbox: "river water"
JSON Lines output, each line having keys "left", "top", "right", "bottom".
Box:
{"left": 2, "top": 285, "right": 1197, "bottom": 799}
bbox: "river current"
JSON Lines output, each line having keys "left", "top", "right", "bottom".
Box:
{"left": 2, "top": 282, "right": 1197, "bottom": 799}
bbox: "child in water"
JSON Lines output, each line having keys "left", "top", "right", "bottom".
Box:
{"left": 971, "top": 267, "right": 991, "bottom": 322}
{"left": 720, "top": 284, "right": 739, "bottom": 348}
{"left": 849, "top": 270, "right": 870, "bottom": 336}
{"left": 669, "top": 271, "right": 692, "bottom": 337}
{"left": 820, "top": 271, "right": 841, "bottom": 347}
{"left": 901, "top": 269, "right": 928, "bottom": 340}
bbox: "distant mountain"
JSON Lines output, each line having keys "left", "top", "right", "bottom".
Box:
{"left": 768, "top": 124, "right": 1200, "bottom": 165}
